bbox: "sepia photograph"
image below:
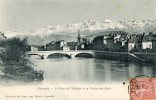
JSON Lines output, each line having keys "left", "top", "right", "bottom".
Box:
{"left": 0, "top": 0, "right": 156, "bottom": 100}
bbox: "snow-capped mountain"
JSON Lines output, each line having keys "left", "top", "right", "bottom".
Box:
{"left": 31, "top": 19, "right": 156, "bottom": 37}
{"left": 4, "top": 30, "right": 30, "bottom": 38}
{"left": 123, "top": 19, "right": 156, "bottom": 33}
{"left": 3, "top": 19, "right": 156, "bottom": 45}
{"left": 4, "top": 19, "right": 156, "bottom": 38}
{"left": 29, "top": 19, "right": 125, "bottom": 38}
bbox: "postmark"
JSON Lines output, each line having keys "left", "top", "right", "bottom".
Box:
{"left": 129, "top": 75, "right": 156, "bottom": 100}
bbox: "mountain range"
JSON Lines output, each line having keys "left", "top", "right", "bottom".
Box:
{"left": 4, "top": 19, "right": 156, "bottom": 45}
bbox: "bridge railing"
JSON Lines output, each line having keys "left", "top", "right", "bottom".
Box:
{"left": 27, "top": 50, "right": 95, "bottom": 53}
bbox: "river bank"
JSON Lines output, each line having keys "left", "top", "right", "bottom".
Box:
{"left": 0, "top": 65, "right": 44, "bottom": 83}
{"left": 95, "top": 50, "right": 156, "bottom": 63}
{"left": 95, "top": 50, "right": 128, "bottom": 62}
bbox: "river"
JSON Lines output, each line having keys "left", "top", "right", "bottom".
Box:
{"left": 0, "top": 56, "right": 156, "bottom": 85}
{"left": 31, "top": 56, "right": 156, "bottom": 84}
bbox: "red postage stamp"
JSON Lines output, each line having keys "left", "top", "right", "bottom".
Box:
{"left": 130, "top": 77, "right": 156, "bottom": 100}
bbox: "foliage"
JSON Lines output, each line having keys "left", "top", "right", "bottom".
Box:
{"left": 0, "top": 38, "right": 43, "bottom": 81}
{"left": 0, "top": 38, "right": 27, "bottom": 73}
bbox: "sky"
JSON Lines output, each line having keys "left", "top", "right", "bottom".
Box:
{"left": 0, "top": 0, "right": 156, "bottom": 33}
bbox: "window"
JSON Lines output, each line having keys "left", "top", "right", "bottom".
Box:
{"left": 114, "top": 40, "right": 117, "bottom": 43}
{"left": 122, "top": 42, "right": 125, "bottom": 46}
{"left": 149, "top": 44, "right": 152, "bottom": 49}
{"left": 103, "top": 40, "right": 107, "bottom": 44}
{"left": 81, "top": 44, "right": 84, "bottom": 49}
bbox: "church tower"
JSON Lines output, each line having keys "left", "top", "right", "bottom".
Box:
{"left": 77, "top": 30, "right": 81, "bottom": 43}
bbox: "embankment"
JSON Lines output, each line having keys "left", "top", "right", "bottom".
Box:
{"left": 95, "top": 50, "right": 156, "bottom": 63}
{"left": 95, "top": 51, "right": 128, "bottom": 62}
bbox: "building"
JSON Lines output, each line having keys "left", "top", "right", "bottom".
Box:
{"left": 128, "top": 34, "right": 144, "bottom": 52}
{"left": 92, "top": 31, "right": 128, "bottom": 52}
{"left": 142, "top": 32, "right": 156, "bottom": 52}
{"left": 38, "top": 45, "right": 46, "bottom": 51}
{"left": 75, "top": 31, "right": 89, "bottom": 50}
{"left": 67, "top": 42, "right": 77, "bottom": 50}
{"left": 77, "top": 31, "right": 81, "bottom": 43}
{"left": 45, "top": 40, "right": 64, "bottom": 51}
{"left": 92, "top": 34, "right": 117, "bottom": 51}
{"left": 63, "top": 43, "right": 70, "bottom": 51}
{"left": 92, "top": 35, "right": 105, "bottom": 50}
{"left": 30, "top": 45, "right": 39, "bottom": 52}
{"left": 76, "top": 42, "right": 86, "bottom": 50}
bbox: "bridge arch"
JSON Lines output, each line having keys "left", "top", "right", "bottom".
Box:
{"left": 47, "top": 53, "right": 71, "bottom": 59}
{"left": 28, "top": 54, "right": 44, "bottom": 59}
{"left": 75, "top": 53, "right": 93, "bottom": 58}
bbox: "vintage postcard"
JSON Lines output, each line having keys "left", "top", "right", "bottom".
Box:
{"left": 0, "top": 0, "right": 156, "bottom": 100}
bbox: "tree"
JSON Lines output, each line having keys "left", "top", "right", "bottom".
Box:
{"left": 0, "top": 38, "right": 43, "bottom": 81}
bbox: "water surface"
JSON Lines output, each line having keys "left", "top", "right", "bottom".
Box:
{"left": 32, "top": 57, "right": 156, "bottom": 84}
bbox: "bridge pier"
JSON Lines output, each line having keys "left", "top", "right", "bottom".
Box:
{"left": 69, "top": 54, "right": 75, "bottom": 58}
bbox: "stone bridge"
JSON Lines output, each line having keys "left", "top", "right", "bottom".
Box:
{"left": 27, "top": 50, "right": 95, "bottom": 59}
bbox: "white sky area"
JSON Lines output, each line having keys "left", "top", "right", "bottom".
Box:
{"left": 0, "top": 0, "right": 156, "bottom": 33}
